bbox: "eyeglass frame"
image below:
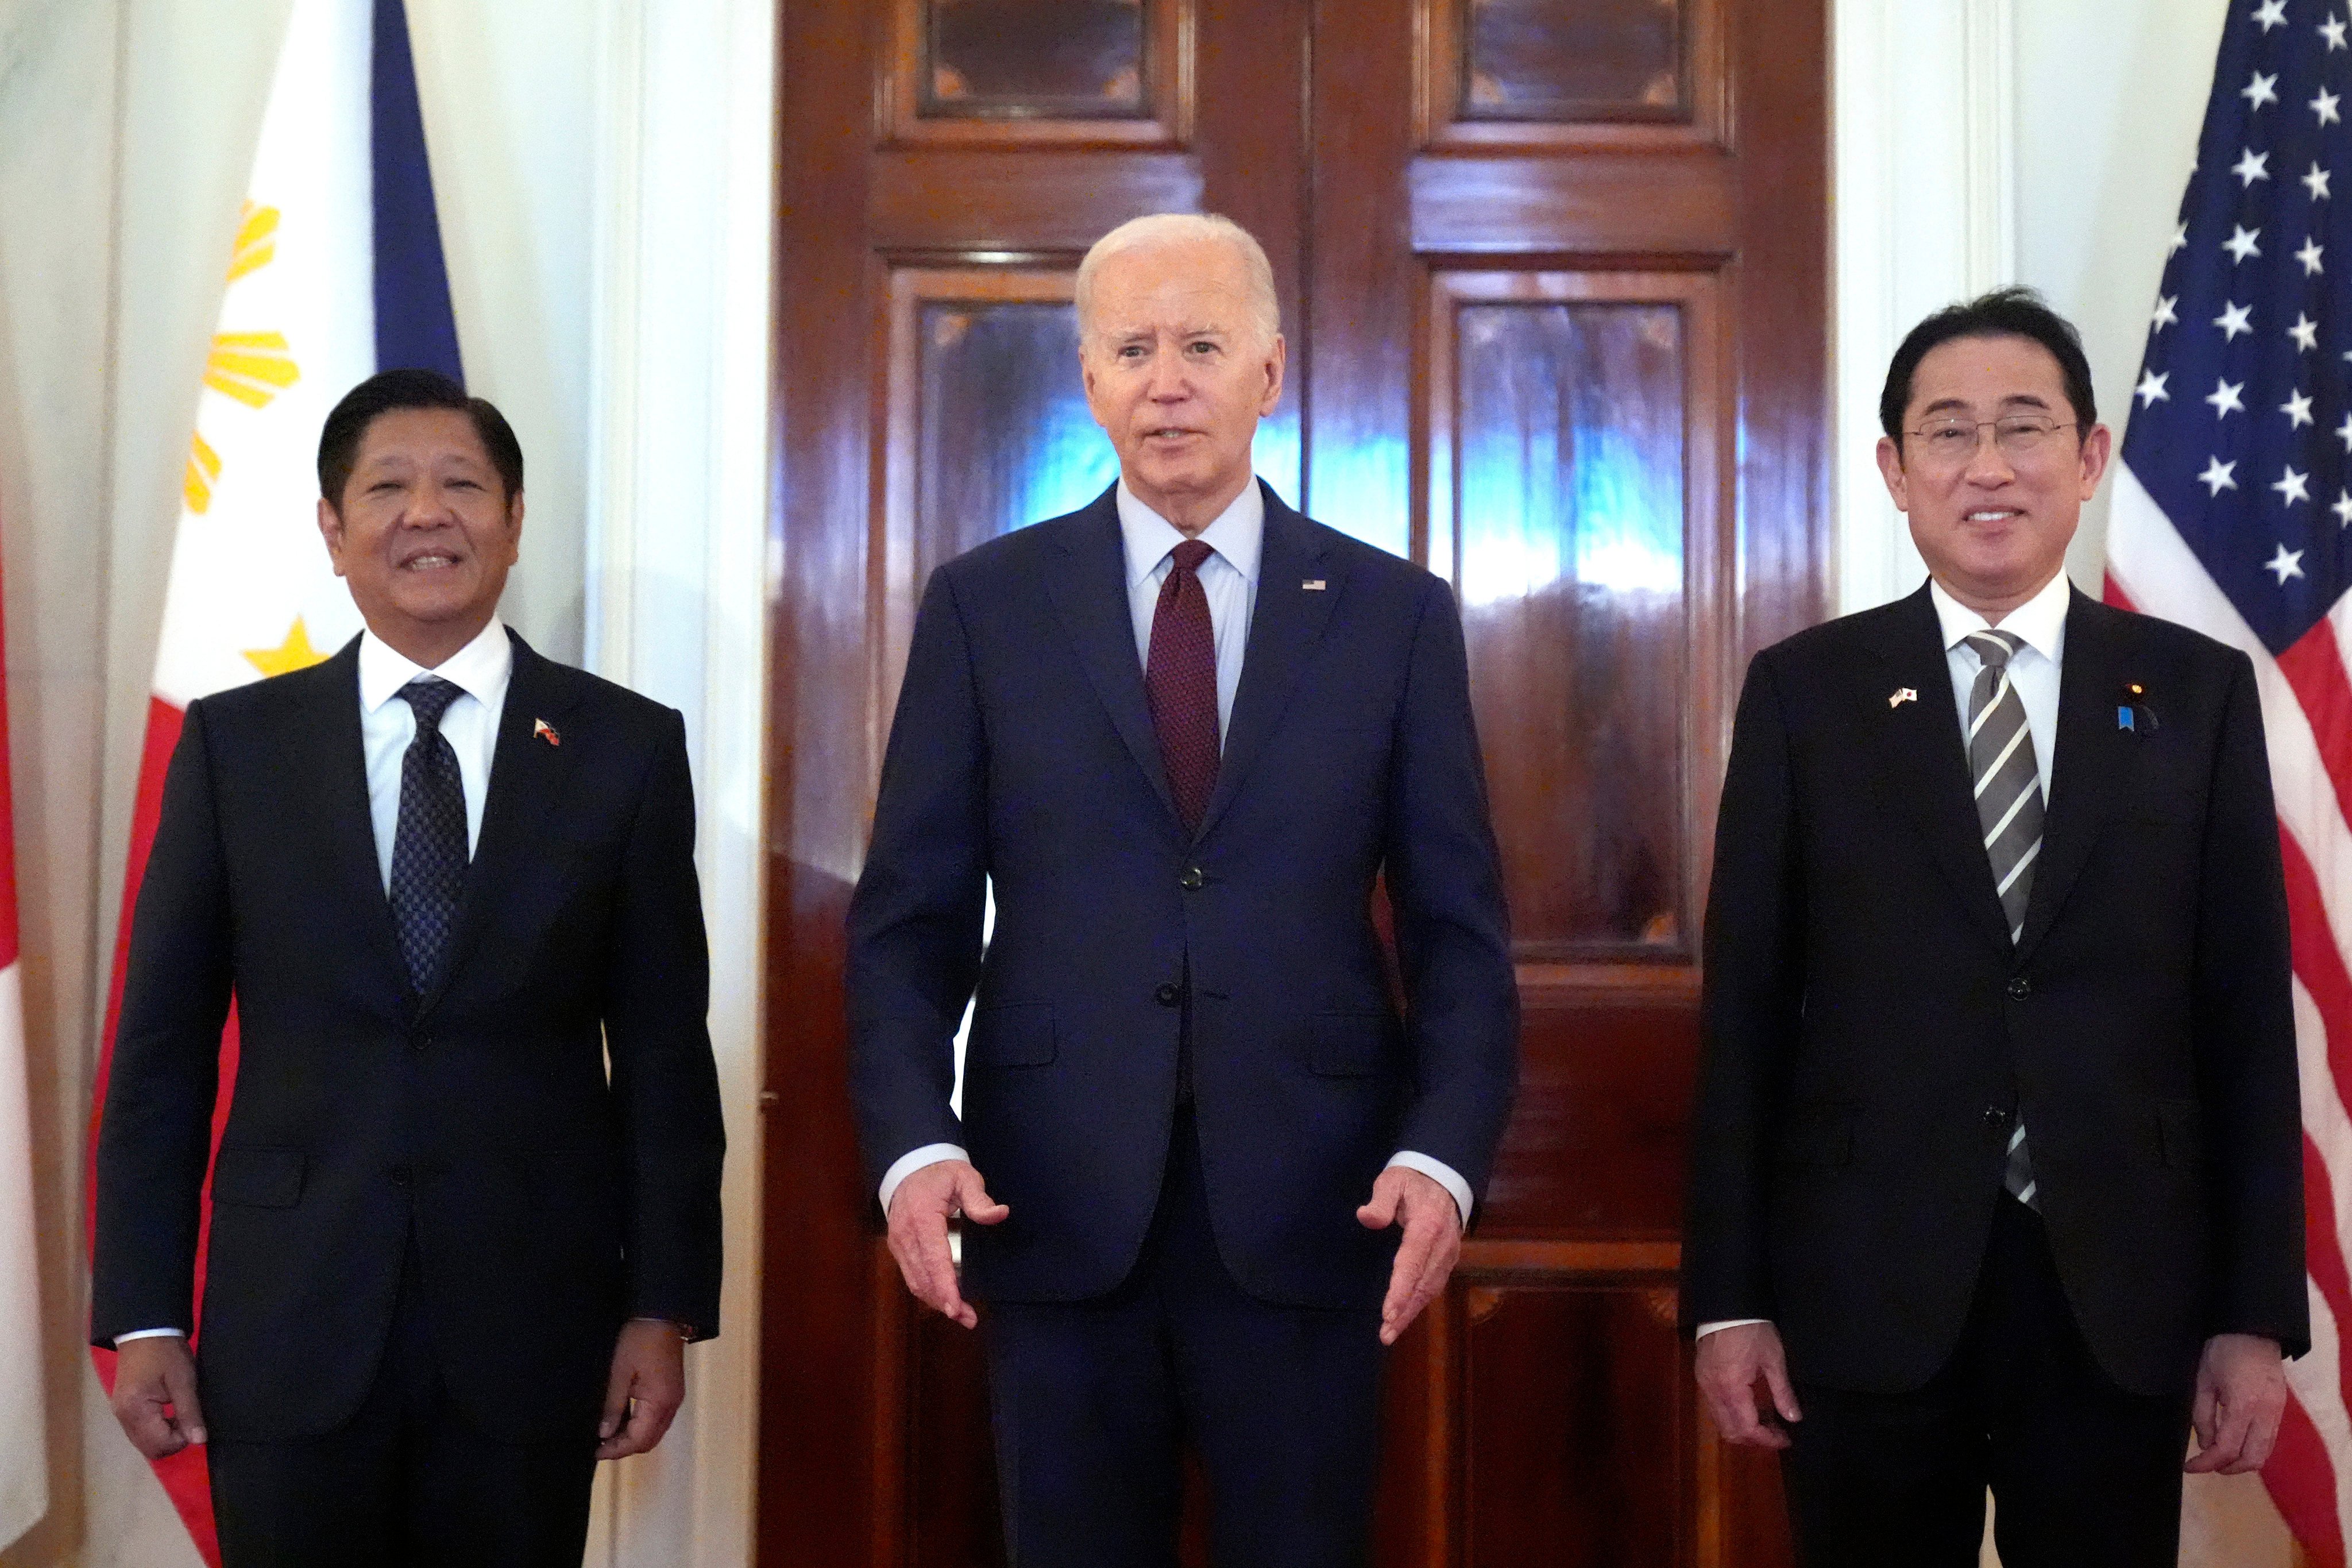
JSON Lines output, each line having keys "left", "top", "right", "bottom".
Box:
{"left": 1899, "top": 414, "right": 2083, "bottom": 465}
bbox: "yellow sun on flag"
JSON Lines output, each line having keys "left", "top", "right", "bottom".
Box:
{"left": 183, "top": 431, "right": 223, "bottom": 515}
{"left": 242, "top": 617, "right": 331, "bottom": 678}
{"left": 203, "top": 331, "right": 301, "bottom": 410}
{"left": 225, "top": 202, "right": 280, "bottom": 283}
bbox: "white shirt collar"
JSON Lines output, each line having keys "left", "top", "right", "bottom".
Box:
{"left": 1929, "top": 569, "right": 2072, "bottom": 665}
{"left": 358, "top": 615, "right": 513, "bottom": 714}
{"left": 1117, "top": 478, "right": 1266, "bottom": 592}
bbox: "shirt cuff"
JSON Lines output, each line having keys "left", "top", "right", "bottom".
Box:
{"left": 1695, "top": 1318, "right": 1771, "bottom": 1339}
{"left": 113, "top": 1328, "right": 187, "bottom": 1346}
{"left": 1385, "top": 1151, "right": 1474, "bottom": 1227}
{"left": 879, "top": 1143, "right": 969, "bottom": 1216}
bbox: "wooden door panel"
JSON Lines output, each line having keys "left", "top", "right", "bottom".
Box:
{"left": 1418, "top": 0, "right": 1729, "bottom": 148}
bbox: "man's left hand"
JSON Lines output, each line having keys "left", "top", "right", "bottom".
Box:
{"left": 596, "top": 1319, "right": 688, "bottom": 1461}
{"left": 2185, "top": 1333, "right": 2287, "bottom": 1475}
{"left": 1358, "top": 1166, "right": 1463, "bottom": 1346}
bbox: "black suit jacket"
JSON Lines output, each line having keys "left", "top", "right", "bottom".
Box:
{"left": 1683, "top": 583, "right": 2307, "bottom": 1397}
{"left": 848, "top": 485, "right": 1519, "bottom": 1310}
{"left": 92, "top": 631, "right": 725, "bottom": 1442}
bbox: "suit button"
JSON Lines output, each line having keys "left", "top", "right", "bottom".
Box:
{"left": 1983, "top": 1106, "right": 2011, "bottom": 1131}
{"left": 1155, "top": 982, "right": 1182, "bottom": 1007}
{"left": 1179, "top": 867, "right": 1205, "bottom": 891}
{"left": 408, "top": 1033, "right": 430, "bottom": 1052}
{"left": 2007, "top": 976, "right": 2032, "bottom": 1000}
{"left": 389, "top": 1165, "right": 411, "bottom": 1189}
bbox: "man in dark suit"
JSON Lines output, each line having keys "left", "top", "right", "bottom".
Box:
{"left": 1683, "top": 289, "right": 2307, "bottom": 1565}
{"left": 849, "top": 213, "right": 1518, "bottom": 1566}
{"left": 94, "top": 369, "right": 725, "bottom": 1566}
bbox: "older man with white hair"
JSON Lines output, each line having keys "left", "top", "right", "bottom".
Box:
{"left": 848, "top": 212, "right": 1519, "bottom": 1563}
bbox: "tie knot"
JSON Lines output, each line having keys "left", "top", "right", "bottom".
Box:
{"left": 400, "top": 675, "right": 464, "bottom": 731}
{"left": 1965, "top": 629, "right": 2026, "bottom": 670}
{"left": 1169, "top": 539, "right": 1214, "bottom": 576}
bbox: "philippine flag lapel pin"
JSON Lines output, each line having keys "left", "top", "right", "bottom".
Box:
{"left": 534, "top": 717, "right": 561, "bottom": 747}
{"left": 1888, "top": 687, "right": 1918, "bottom": 710}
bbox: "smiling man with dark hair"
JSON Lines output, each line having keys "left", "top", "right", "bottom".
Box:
{"left": 1682, "top": 290, "right": 2307, "bottom": 1566}
{"left": 94, "top": 370, "right": 725, "bottom": 1567}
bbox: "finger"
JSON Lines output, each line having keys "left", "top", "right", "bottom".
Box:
{"left": 955, "top": 1169, "right": 1009, "bottom": 1226}
{"left": 2187, "top": 1402, "right": 2254, "bottom": 1475}
{"left": 2237, "top": 1400, "right": 2285, "bottom": 1473}
{"left": 2191, "top": 1375, "right": 2219, "bottom": 1453}
{"left": 115, "top": 1385, "right": 186, "bottom": 1459}
{"left": 1356, "top": 1179, "right": 1401, "bottom": 1231}
{"left": 1385, "top": 1228, "right": 1459, "bottom": 1344}
{"left": 916, "top": 1217, "right": 975, "bottom": 1326}
{"left": 598, "top": 1360, "right": 635, "bottom": 1442}
{"left": 1381, "top": 1219, "right": 1440, "bottom": 1341}
{"left": 161, "top": 1357, "right": 208, "bottom": 1446}
{"left": 1760, "top": 1358, "right": 1803, "bottom": 1424}
{"left": 597, "top": 1392, "right": 681, "bottom": 1460}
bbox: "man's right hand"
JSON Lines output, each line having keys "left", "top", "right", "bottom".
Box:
{"left": 1694, "top": 1322, "right": 1802, "bottom": 1449}
{"left": 110, "top": 1335, "right": 207, "bottom": 1458}
{"left": 885, "top": 1158, "right": 1009, "bottom": 1330}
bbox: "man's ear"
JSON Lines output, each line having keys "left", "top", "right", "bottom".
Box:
{"left": 315, "top": 496, "right": 349, "bottom": 577}
{"left": 1874, "top": 435, "right": 1910, "bottom": 512}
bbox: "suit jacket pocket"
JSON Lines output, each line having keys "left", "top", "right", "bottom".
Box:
{"left": 211, "top": 1145, "right": 304, "bottom": 1208}
{"left": 1310, "top": 1012, "right": 1393, "bottom": 1077}
{"left": 968, "top": 1003, "right": 1056, "bottom": 1068}
{"left": 2157, "top": 1099, "right": 2203, "bottom": 1171}
{"left": 1775, "top": 1103, "right": 1856, "bottom": 1171}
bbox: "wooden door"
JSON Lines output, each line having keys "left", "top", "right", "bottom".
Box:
{"left": 760, "top": 3, "right": 1824, "bottom": 1562}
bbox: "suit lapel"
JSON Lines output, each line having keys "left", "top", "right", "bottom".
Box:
{"left": 1042, "top": 489, "right": 1184, "bottom": 829}
{"left": 1194, "top": 488, "right": 1339, "bottom": 842}
{"left": 276, "top": 639, "right": 412, "bottom": 1009}
{"left": 2015, "top": 591, "right": 2136, "bottom": 960}
{"left": 418, "top": 631, "right": 582, "bottom": 1017}
{"left": 1854, "top": 585, "right": 2014, "bottom": 956}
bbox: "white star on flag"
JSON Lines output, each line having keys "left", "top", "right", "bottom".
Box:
{"left": 2226, "top": 225, "right": 2265, "bottom": 262}
{"left": 2327, "top": 12, "right": 2351, "bottom": 48}
{"left": 2138, "top": 370, "right": 2172, "bottom": 406}
{"left": 2237, "top": 148, "right": 2274, "bottom": 186}
{"left": 2172, "top": 221, "right": 2191, "bottom": 254}
{"left": 2247, "top": 70, "right": 2282, "bottom": 110}
{"left": 2267, "top": 542, "right": 2308, "bottom": 581}
{"left": 2339, "top": 411, "right": 2352, "bottom": 450}
{"left": 2276, "top": 466, "right": 2312, "bottom": 505}
{"left": 2259, "top": 0, "right": 2291, "bottom": 29}
{"left": 2218, "top": 300, "right": 2256, "bottom": 338}
{"left": 2211, "top": 377, "right": 2249, "bottom": 416}
{"left": 2202, "top": 456, "right": 2240, "bottom": 493}
{"left": 2307, "top": 161, "right": 2335, "bottom": 198}
{"left": 2335, "top": 488, "right": 2352, "bottom": 526}
{"left": 2154, "top": 294, "right": 2181, "bottom": 329}
{"left": 2318, "top": 86, "right": 2344, "bottom": 125}
{"left": 2292, "top": 312, "right": 2322, "bottom": 350}
{"left": 2287, "top": 389, "right": 2318, "bottom": 427}
{"left": 2300, "top": 237, "right": 2328, "bottom": 274}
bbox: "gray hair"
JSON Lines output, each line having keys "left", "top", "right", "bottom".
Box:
{"left": 1074, "top": 213, "right": 1281, "bottom": 347}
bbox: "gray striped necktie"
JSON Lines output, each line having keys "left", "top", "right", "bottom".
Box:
{"left": 1966, "top": 629, "right": 2042, "bottom": 1211}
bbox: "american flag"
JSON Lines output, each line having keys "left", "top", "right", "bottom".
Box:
{"left": 2108, "top": 1, "right": 2352, "bottom": 1556}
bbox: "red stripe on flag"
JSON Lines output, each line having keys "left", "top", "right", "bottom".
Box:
{"left": 2276, "top": 620, "right": 2352, "bottom": 849}
{"left": 2269, "top": 1384, "right": 2348, "bottom": 1568}
{"left": 84, "top": 697, "right": 230, "bottom": 1568}
{"left": 2104, "top": 573, "right": 2137, "bottom": 613}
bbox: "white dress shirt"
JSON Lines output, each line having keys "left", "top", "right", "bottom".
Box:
{"left": 880, "top": 479, "right": 1477, "bottom": 1227}
{"left": 1695, "top": 569, "right": 2072, "bottom": 1343}
{"left": 114, "top": 617, "right": 513, "bottom": 1349}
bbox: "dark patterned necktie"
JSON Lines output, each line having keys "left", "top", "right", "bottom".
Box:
{"left": 1145, "top": 539, "right": 1221, "bottom": 834}
{"left": 389, "top": 675, "right": 468, "bottom": 992}
{"left": 1965, "top": 629, "right": 2044, "bottom": 1211}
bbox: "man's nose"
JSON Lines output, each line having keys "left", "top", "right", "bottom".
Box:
{"left": 1963, "top": 428, "right": 2016, "bottom": 484}
{"left": 400, "top": 482, "right": 454, "bottom": 523}
{"left": 1146, "top": 347, "right": 1190, "bottom": 399}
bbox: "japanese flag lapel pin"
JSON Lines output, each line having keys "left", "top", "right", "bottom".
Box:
{"left": 534, "top": 717, "right": 561, "bottom": 747}
{"left": 1888, "top": 687, "right": 1918, "bottom": 710}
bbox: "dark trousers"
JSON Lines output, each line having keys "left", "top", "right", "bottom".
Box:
{"left": 983, "top": 1107, "right": 1387, "bottom": 1568}
{"left": 208, "top": 1241, "right": 598, "bottom": 1568}
{"left": 1782, "top": 1198, "right": 2193, "bottom": 1568}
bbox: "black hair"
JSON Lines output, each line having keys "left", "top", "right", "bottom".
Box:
{"left": 316, "top": 368, "right": 523, "bottom": 508}
{"left": 1879, "top": 286, "right": 2097, "bottom": 441}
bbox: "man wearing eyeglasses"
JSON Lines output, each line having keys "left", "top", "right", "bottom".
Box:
{"left": 1682, "top": 288, "right": 2305, "bottom": 1565}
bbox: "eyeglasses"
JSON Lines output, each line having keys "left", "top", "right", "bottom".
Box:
{"left": 1904, "top": 415, "right": 2079, "bottom": 465}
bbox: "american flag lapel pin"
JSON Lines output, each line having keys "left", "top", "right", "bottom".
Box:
{"left": 534, "top": 717, "right": 561, "bottom": 747}
{"left": 1303, "top": 579, "right": 1327, "bottom": 591}
{"left": 1888, "top": 688, "right": 1918, "bottom": 710}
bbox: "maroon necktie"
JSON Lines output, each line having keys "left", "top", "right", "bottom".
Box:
{"left": 1145, "top": 539, "right": 1221, "bottom": 833}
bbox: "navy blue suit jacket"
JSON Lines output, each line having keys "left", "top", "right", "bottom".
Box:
{"left": 92, "top": 632, "right": 725, "bottom": 1442}
{"left": 849, "top": 484, "right": 1519, "bottom": 1310}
